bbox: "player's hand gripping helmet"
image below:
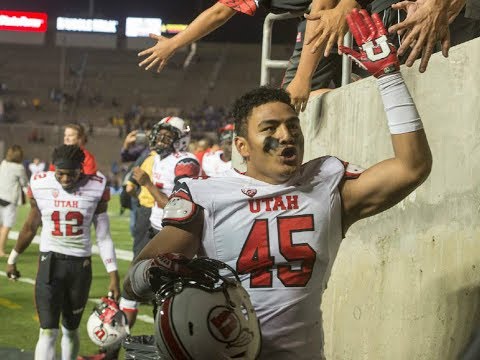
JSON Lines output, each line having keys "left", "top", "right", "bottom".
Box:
{"left": 153, "top": 257, "right": 261, "bottom": 360}
{"left": 87, "top": 296, "right": 130, "bottom": 349}
{"left": 149, "top": 117, "right": 191, "bottom": 155}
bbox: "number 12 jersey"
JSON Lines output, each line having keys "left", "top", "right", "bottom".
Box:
{"left": 28, "top": 171, "right": 109, "bottom": 258}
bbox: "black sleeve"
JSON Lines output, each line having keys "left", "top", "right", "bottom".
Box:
{"left": 356, "top": 0, "right": 372, "bottom": 9}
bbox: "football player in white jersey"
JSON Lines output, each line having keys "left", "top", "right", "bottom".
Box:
{"left": 6, "top": 145, "right": 120, "bottom": 360}
{"left": 119, "top": 117, "right": 201, "bottom": 334}
{"left": 202, "top": 123, "right": 234, "bottom": 177}
{"left": 125, "top": 12, "right": 433, "bottom": 359}
{"left": 146, "top": 117, "right": 201, "bottom": 232}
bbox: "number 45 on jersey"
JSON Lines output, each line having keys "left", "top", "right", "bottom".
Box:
{"left": 237, "top": 215, "right": 316, "bottom": 288}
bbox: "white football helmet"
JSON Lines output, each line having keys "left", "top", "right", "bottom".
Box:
{"left": 159, "top": 116, "right": 191, "bottom": 152}
{"left": 87, "top": 297, "right": 130, "bottom": 349}
{"left": 153, "top": 258, "right": 261, "bottom": 360}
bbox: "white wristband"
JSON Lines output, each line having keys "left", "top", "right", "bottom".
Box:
{"left": 377, "top": 73, "right": 423, "bottom": 135}
{"left": 7, "top": 249, "right": 19, "bottom": 265}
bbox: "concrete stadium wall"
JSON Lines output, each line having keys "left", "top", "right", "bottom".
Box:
{"left": 297, "top": 38, "right": 480, "bottom": 359}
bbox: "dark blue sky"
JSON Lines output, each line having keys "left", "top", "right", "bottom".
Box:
{"left": 2, "top": 0, "right": 297, "bottom": 43}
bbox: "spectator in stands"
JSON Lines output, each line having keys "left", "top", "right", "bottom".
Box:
{"left": 32, "top": 98, "right": 41, "bottom": 111}
{"left": 49, "top": 124, "right": 97, "bottom": 175}
{"left": 28, "top": 128, "right": 44, "bottom": 143}
{"left": 391, "top": 0, "right": 479, "bottom": 68}
{"left": 0, "top": 145, "right": 28, "bottom": 257}
{"left": 28, "top": 158, "right": 46, "bottom": 176}
{"left": 137, "top": 0, "right": 343, "bottom": 113}
{"left": 306, "top": 0, "right": 479, "bottom": 74}
{"left": 350, "top": 0, "right": 479, "bottom": 74}
{"left": 451, "top": 1, "right": 480, "bottom": 44}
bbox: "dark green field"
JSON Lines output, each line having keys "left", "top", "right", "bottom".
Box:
{"left": 0, "top": 195, "right": 154, "bottom": 356}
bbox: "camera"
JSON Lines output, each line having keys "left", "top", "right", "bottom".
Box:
{"left": 135, "top": 131, "right": 148, "bottom": 145}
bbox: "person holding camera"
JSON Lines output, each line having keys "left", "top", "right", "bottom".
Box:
{"left": 119, "top": 129, "right": 152, "bottom": 241}
{"left": 120, "top": 130, "right": 150, "bottom": 163}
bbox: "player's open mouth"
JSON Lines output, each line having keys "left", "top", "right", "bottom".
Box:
{"left": 280, "top": 147, "right": 297, "bottom": 162}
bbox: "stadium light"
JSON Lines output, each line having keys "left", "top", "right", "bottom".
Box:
{"left": 126, "top": 17, "right": 162, "bottom": 37}
{"left": 161, "top": 24, "right": 188, "bottom": 35}
{"left": 56, "top": 17, "right": 118, "bottom": 33}
{"left": 0, "top": 10, "right": 48, "bottom": 32}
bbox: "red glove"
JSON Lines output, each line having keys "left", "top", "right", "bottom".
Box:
{"left": 339, "top": 9, "right": 400, "bottom": 78}
{"left": 98, "top": 297, "right": 121, "bottom": 324}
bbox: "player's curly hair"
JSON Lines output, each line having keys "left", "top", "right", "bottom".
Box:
{"left": 52, "top": 145, "right": 85, "bottom": 167}
{"left": 231, "top": 87, "right": 294, "bottom": 138}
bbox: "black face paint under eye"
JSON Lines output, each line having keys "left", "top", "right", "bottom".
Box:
{"left": 263, "top": 136, "right": 280, "bottom": 153}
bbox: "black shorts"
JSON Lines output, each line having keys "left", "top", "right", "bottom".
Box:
{"left": 448, "top": 8, "right": 480, "bottom": 47}
{"left": 282, "top": 18, "right": 343, "bottom": 90}
{"left": 35, "top": 251, "right": 92, "bottom": 330}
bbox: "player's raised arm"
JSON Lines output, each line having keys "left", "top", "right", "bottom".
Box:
{"left": 138, "top": 2, "right": 237, "bottom": 72}
{"left": 93, "top": 198, "right": 120, "bottom": 300}
{"left": 338, "top": 10, "right": 432, "bottom": 232}
{"left": 6, "top": 196, "right": 42, "bottom": 280}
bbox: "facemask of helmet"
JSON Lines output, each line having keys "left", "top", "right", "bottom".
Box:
{"left": 153, "top": 258, "right": 261, "bottom": 360}
{"left": 87, "top": 297, "right": 130, "bottom": 349}
{"left": 149, "top": 117, "right": 191, "bottom": 157}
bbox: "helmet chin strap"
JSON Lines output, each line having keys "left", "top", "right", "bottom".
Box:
{"left": 155, "top": 145, "right": 174, "bottom": 159}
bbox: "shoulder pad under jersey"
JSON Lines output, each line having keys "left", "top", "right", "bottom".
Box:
{"left": 174, "top": 157, "right": 201, "bottom": 180}
{"left": 343, "top": 162, "right": 365, "bottom": 179}
{"left": 162, "top": 182, "right": 199, "bottom": 226}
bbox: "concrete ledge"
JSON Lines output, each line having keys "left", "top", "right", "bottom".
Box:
{"left": 299, "top": 38, "right": 480, "bottom": 359}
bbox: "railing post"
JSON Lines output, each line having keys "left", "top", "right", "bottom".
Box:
{"left": 261, "top": 13, "right": 354, "bottom": 88}
{"left": 341, "top": 31, "right": 353, "bottom": 87}
{"left": 260, "top": 12, "right": 303, "bottom": 86}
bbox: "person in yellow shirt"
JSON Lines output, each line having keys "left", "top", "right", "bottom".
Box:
{"left": 118, "top": 119, "right": 182, "bottom": 333}
{"left": 125, "top": 150, "right": 156, "bottom": 254}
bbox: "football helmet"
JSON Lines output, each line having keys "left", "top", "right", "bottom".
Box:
{"left": 153, "top": 257, "right": 261, "bottom": 360}
{"left": 149, "top": 117, "right": 191, "bottom": 155}
{"left": 219, "top": 123, "right": 234, "bottom": 144}
{"left": 87, "top": 297, "right": 130, "bottom": 349}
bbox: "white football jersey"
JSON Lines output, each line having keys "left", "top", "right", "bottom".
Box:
{"left": 201, "top": 150, "right": 231, "bottom": 177}
{"left": 29, "top": 171, "right": 109, "bottom": 257}
{"left": 150, "top": 151, "right": 200, "bottom": 230}
{"left": 170, "top": 156, "right": 347, "bottom": 359}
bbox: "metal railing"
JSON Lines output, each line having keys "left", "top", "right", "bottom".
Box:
{"left": 260, "top": 12, "right": 353, "bottom": 87}
{"left": 260, "top": 12, "right": 302, "bottom": 86}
